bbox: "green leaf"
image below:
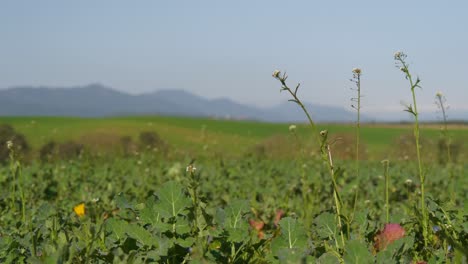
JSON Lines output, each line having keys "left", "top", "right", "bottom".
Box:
{"left": 114, "top": 192, "right": 136, "bottom": 211}
{"left": 352, "top": 209, "right": 369, "bottom": 239}
{"left": 155, "top": 181, "right": 191, "bottom": 218}
{"left": 314, "top": 212, "right": 337, "bottom": 240}
{"left": 174, "top": 217, "right": 191, "bottom": 234}
{"left": 343, "top": 240, "right": 373, "bottom": 264}
{"left": 223, "top": 200, "right": 249, "bottom": 229}
{"left": 226, "top": 227, "right": 249, "bottom": 243}
{"left": 375, "top": 236, "right": 413, "bottom": 263}
{"left": 176, "top": 237, "right": 195, "bottom": 248}
{"left": 271, "top": 217, "right": 308, "bottom": 256}
{"left": 126, "top": 224, "right": 157, "bottom": 247}
{"left": 140, "top": 196, "right": 161, "bottom": 227}
{"left": 106, "top": 218, "right": 128, "bottom": 240}
{"left": 216, "top": 200, "right": 250, "bottom": 242}
{"left": 317, "top": 252, "right": 341, "bottom": 264}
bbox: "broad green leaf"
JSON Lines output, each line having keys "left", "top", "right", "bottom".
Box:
{"left": 126, "top": 223, "right": 157, "bottom": 247}
{"left": 314, "top": 212, "right": 337, "bottom": 239}
{"left": 352, "top": 209, "right": 368, "bottom": 240}
{"left": 114, "top": 193, "right": 136, "bottom": 210}
{"left": 223, "top": 200, "right": 249, "bottom": 229}
{"left": 317, "top": 252, "right": 341, "bottom": 264}
{"left": 375, "top": 236, "right": 413, "bottom": 263}
{"left": 174, "top": 217, "right": 192, "bottom": 234}
{"left": 219, "top": 200, "right": 250, "bottom": 242}
{"left": 271, "top": 217, "right": 308, "bottom": 256}
{"left": 175, "top": 237, "right": 195, "bottom": 248}
{"left": 140, "top": 196, "right": 161, "bottom": 227}
{"left": 106, "top": 218, "right": 128, "bottom": 240}
{"left": 343, "top": 240, "right": 373, "bottom": 264}
{"left": 155, "top": 181, "right": 191, "bottom": 218}
{"left": 276, "top": 248, "right": 307, "bottom": 264}
{"left": 146, "top": 236, "right": 169, "bottom": 259}
{"left": 226, "top": 227, "right": 249, "bottom": 242}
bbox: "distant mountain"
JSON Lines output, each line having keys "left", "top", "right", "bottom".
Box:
{"left": 0, "top": 84, "right": 376, "bottom": 122}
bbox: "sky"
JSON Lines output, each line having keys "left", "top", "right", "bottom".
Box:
{"left": 1, "top": 0, "right": 467, "bottom": 118}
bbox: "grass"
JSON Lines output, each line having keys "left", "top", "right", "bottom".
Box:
{"left": 1, "top": 116, "right": 466, "bottom": 161}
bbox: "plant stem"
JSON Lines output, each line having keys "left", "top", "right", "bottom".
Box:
{"left": 278, "top": 78, "right": 320, "bottom": 145}
{"left": 326, "top": 144, "right": 345, "bottom": 248}
{"left": 275, "top": 73, "right": 346, "bottom": 249}
{"left": 399, "top": 58, "right": 428, "bottom": 247}
{"left": 437, "top": 95, "right": 452, "bottom": 164}
{"left": 355, "top": 74, "right": 361, "bottom": 179}
{"left": 382, "top": 160, "right": 390, "bottom": 223}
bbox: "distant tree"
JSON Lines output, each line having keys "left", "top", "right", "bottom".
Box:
{"left": 0, "top": 124, "right": 30, "bottom": 164}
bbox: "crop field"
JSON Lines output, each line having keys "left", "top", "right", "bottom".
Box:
{"left": 1, "top": 115, "right": 467, "bottom": 160}
{"left": 0, "top": 58, "right": 467, "bottom": 264}
{"left": 0, "top": 114, "right": 467, "bottom": 263}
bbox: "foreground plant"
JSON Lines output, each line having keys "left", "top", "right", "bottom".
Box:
{"left": 435, "top": 91, "right": 452, "bottom": 164}
{"left": 7, "top": 141, "right": 26, "bottom": 224}
{"left": 351, "top": 68, "right": 362, "bottom": 179}
{"left": 394, "top": 51, "right": 428, "bottom": 248}
{"left": 272, "top": 71, "right": 346, "bottom": 251}
{"left": 381, "top": 159, "right": 390, "bottom": 223}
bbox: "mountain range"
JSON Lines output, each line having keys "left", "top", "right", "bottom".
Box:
{"left": 0, "top": 84, "right": 364, "bottom": 122}
{"left": 0, "top": 84, "right": 465, "bottom": 122}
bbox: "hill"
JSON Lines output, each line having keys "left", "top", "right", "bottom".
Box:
{"left": 0, "top": 84, "right": 360, "bottom": 122}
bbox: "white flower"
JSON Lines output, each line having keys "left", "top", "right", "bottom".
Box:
{"left": 352, "top": 68, "right": 361, "bottom": 74}
{"left": 272, "top": 70, "right": 281, "bottom": 79}
{"left": 405, "top": 179, "right": 413, "bottom": 185}
{"left": 436, "top": 91, "right": 443, "bottom": 97}
{"left": 6, "top": 140, "right": 13, "bottom": 150}
{"left": 289, "top": 125, "right": 297, "bottom": 132}
{"left": 394, "top": 51, "right": 402, "bottom": 59}
{"left": 320, "top": 130, "right": 328, "bottom": 137}
{"left": 186, "top": 164, "right": 197, "bottom": 173}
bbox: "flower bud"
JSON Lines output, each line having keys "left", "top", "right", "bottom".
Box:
{"left": 272, "top": 70, "right": 281, "bottom": 79}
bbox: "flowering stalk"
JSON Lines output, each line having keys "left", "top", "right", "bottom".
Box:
{"left": 435, "top": 92, "right": 452, "bottom": 164}
{"left": 321, "top": 130, "right": 346, "bottom": 248}
{"left": 289, "top": 125, "right": 311, "bottom": 222}
{"left": 272, "top": 70, "right": 320, "bottom": 145}
{"left": 186, "top": 163, "right": 209, "bottom": 256}
{"left": 351, "top": 68, "right": 362, "bottom": 179}
{"left": 435, "top": 92, "right": 455, "bottom": 202}
{"left": 394, "top": 51, "right": 428, "bottom": 247}
{"left": 7, "top": 141, "right": 26, "bottom": 223}
{"left": 273, "top": 71, "right": 345, "bottom": 249}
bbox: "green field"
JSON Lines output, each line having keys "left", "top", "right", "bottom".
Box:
{"left": 1, "top": 116, "right": 467, "bottom": 161}
{"left": 0, "top": 116, "right": 467, "bottom": 263}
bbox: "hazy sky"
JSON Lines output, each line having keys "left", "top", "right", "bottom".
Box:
{"left": 1, "top": 0, "right": 467, "bottom": 116}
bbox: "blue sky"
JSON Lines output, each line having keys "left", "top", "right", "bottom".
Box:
{"left": 1, "top": 0, "right": 467, "bottom": 117}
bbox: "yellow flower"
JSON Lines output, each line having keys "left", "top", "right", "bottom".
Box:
{"left": 73, "top": 203, "right": 85, "bottom": 217}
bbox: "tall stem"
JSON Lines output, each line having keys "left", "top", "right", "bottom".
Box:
{"left": 399, "top": 58, "right": 428, "bottom": 247}
{"left": 383, "top": 160, "right": 390, "bottom": 223}
{"left": 356, "top": 74, "right": 361, "bottom": 179}
{"left": 279, "top": 78, "right": 320, "bottom": 145}
{"left": 327, "top": 144, "right": 345, "bottom": 248}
